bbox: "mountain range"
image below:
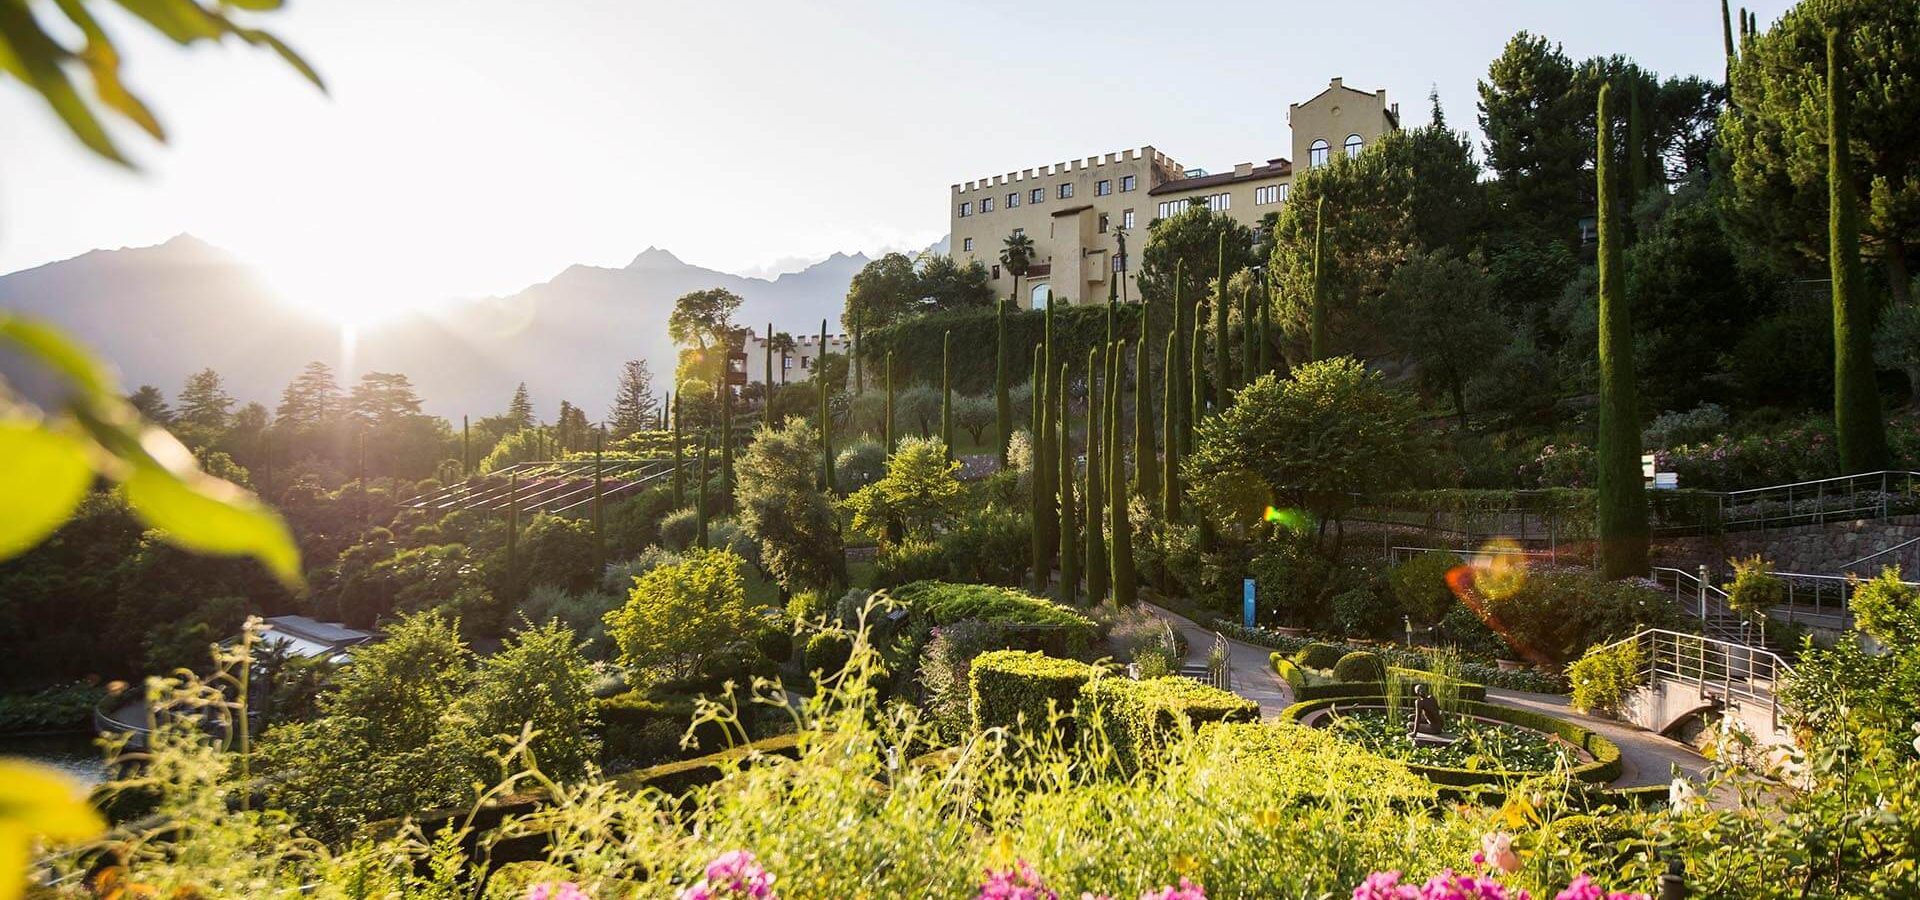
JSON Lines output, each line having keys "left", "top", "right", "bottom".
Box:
{"left": 0, "top": 234, "right": 947, "bottom": 420}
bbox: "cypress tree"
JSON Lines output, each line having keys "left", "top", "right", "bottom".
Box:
{"left": 1721, "top": 0, "right": 1737, "bottom": 92}
{"left": 995, "top": 298, "right": 1011, "bottom": 467}
{"left": 853, "top": 314, "right": 864, "bottom": 397}
{"left": 720, "top": 377, "right": 733, "bottom": 512}
{"left": 1258, "top": 281, "right": 1273, "bottom": 375}
{"left": 1310, "top": 196, "right": 1328, "bottom": 361}
{"left": 1030, "top": 352, "right": 1049, "bottom": 590}
{"left": 696, "top": 437, "right": 710, "bottom": 549}
{"left": 1594, "top": 82, "right": 1651, "bottom": 579}
{"left": 1134, "top": 308, "right": 1158, "bottom": 505}
{"left": 1240, "top": 285, "right": 1255, "bottom": 390}
{"left": 1162, "top": 326, "right": 1181, "bottom": 522}
{"left": 941, "top": 330, "right": 954, "bottom": 461}
{"left": 593, "top": 427, "right": 605, "bottom": 567}
{"left": 461, "top": 415, "right": 470, "bottom": 477}
{"left": 764, "top": 321, "right": 776, "bottom": 428}
{"left": 1190, "top": 294, "right": 1207, "bottom": 429}
{"left": 885, "top": 350, "right": 896, "bottom": 452}
{"left": 1085, "top": 346, "right": 1108, "bottom": 603}
{"left": 1110, "top": 338, "right": 1136, "bottom": 605}
{"left": 1057, "top": 362, "right": 1078, "bottom": 603}
{"left": 1108, "top": 270, "right": 1118, "bottom": 304}
{"left": 1214, "top": 233, "right": 1230, "bottom": 411}
{"left": 1038, "top": 343, "right": 1056, "bottom": 575}
{"left": 506, "top": 470, "right": 518, "bottom": 587}
{"left": 671, "top": 393, "right": 685, "bottom": 506}
{"left": 819, "top": 318, "right": 837, "bottom": 492}
{"left": 1828, "top": 28, "right": 1888, "bottom": 472}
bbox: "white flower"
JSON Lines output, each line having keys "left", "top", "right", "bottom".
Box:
{"left": 1669, "top": 777, "right": 1698, "bottom": 813}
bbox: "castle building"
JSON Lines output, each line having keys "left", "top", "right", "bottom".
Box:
{"left": 949, "top": 77, "right": 1399, "bottom": 309}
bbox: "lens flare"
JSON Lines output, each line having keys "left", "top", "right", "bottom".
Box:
{"left": 1443, "top": 537, "right": 1551, "bottom": 668}
{"left": 1263, "top": 506, "right": 1313, "bottom": 531}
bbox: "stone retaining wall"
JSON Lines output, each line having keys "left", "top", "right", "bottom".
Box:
{"left": 1653, "top": 515, "right": 1920, "bottom": 577}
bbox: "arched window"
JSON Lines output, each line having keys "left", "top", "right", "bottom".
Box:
{"left": 1344, "top": 134, "right": 1364, "bottom": 159}
{"left": 1309, "top": 139, "right": 1330, "bottom": 168}
{"left": 1030, "top": 282, "right": 1053, "bottom": 310}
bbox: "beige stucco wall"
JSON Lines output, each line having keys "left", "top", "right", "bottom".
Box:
{"left": 1289, "top": 77, "right": 1398, "bottom": 181}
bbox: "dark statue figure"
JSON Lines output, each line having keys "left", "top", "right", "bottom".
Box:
{"left": 1408, "top": 683, "right": 1445, "bottom": 738}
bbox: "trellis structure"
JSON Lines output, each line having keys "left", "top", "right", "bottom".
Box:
{"left": 398, "top": 459, "right": 685, "bottom": 515}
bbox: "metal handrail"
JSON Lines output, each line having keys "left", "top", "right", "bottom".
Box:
{"left": 1594, "top": 627, "right": 1795, "bottom": 733}
{"left": 1839, "top": 535, "right": 1920, "bottom": 571}
{"left": 1722, "top": 469, "right": 1920, "bottom": 498}
{"left": 1208, "top": 631, "right": 1232, "bottom": 692}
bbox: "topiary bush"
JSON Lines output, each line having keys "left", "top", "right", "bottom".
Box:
{"left": 1080, "top": 675, "right": 1260, "bottom": 773}
{"left": 804, "top": 631, "right": 852, "bottom": 678}
{"left": 1293, "top": 642, "right": 1344, "bottom": 671}
{"left": 1332, "top": 651, "right": 1386, "bottom": 683}
{"left": 968, "top": 650, "right": 1099, "bottom": 733}
{"left": 658, "top": 506, "right": 700, "bottom": 551}
{"left": 1568, "top": 639, "right": 1645, "bottom": 717}
{"left": 874, "top": 538, "right": 948, "bottom": 588}
{"left": 593, "top": 691, "right": 729, "bottom": 767}
{"left": 1331, "top": 585, "right": 1396, "bottom": 637}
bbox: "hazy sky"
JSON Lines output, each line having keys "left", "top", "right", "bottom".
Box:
{"left": 0, "top": 0, "right": 1791, "bottom": 314}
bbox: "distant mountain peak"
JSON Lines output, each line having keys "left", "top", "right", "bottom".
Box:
{"left": 626, "top": 246, "right": 682, "bottom": 269}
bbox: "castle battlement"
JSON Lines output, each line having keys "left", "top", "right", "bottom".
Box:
{"left": 952, "top": 146, "right": 1178, "bottom": 194}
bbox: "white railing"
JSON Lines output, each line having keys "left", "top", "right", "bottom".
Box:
{"left": 1208, "top": 632, "right": 1232, "bottom": 692}
{"left": 1710, "top": 470, "right": 1920, "bottom": 531}
{"left": 1385, "top": 545, "right": 1560, "bottom": 566}
{"left": 1603, "top": 628, "right": 1795, "bottom": 733}
{"left": 1767, "top": 570, "right": 1920, "bottom": 624}
{"left": 1649, "top": 566, "right": 1754, "bottom": 645}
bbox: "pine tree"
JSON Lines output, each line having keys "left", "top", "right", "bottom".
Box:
{"left": 1310, "top": 197, "right": 1328, "bottom": 361}
{"left": 277, "top": 361, "right": 341, "bottom": 430}
{"left": 1057, "top": 362, "right": 1078, "bottom": 603}
{"left": 1110, "top": 338, "right": 1136, "bottom": 605}
{"left": 1828, "top": 28, "right": 1889, "bottom": 474}
{"left": 1595, "top": 81, "right": 1651, "bottom": 579}
{"left": 1162, "top": 326, "right": 1181, "bottom": 522}
{"left": 609, "top": 360, "right": 658, "bottom": 438}
{"left": 1085, "top": 346, "right": 1108, "bottom": 603}
{"left": 671, "top": 393, "right": 686, "bottom": 507}
{"left": 995, "top": 298, "right": 1011, "bottom": 467}
{"left": 176, "top": 368, "right": 235, "bottom": 432}
{"left": 508, "top": 382, "right": 535, "bottom": 430}
{"left": 941, "top": 330, "right": 954, "bottom": 461}
{"left": 1134, "top": 321, "right": 1157, "bottom": 504}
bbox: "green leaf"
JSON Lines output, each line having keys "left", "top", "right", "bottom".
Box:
{"left": 109, "top": 0, "right": 225, "bottom": 44}
{"left": 0, "top": 3, "right": 128, "bottom": 164}
{"left": 0, "top": 759, "right": 106, "bottom": 900}
{"left": 0, "top": 422, "right": 94, "bottom": 561}
{"left": 121, "top": 460, "right": 304, "bottom": 589}
{"left": 0, "top": 315, "right": 117, "bottom": 401}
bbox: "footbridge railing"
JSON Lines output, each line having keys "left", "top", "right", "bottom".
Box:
{"left": 1602, "top": 628, "right": 1795, "bottom": 736}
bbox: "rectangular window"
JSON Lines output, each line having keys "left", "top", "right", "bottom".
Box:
{"left": 981, "top": 196, "right": 994, "bottom": 213}
{"left": 1156, "top": 201, "right": 1173, "bottom": 218}
{"left": 1112, "top": 253, "right": 1125, "bottom": 273}
{"left": 1058, "top": 183, "right": 1073, "bottom": 199}
{"left": 1096, "top": 179, "right": 1112, "bottom": 196}
{"left": 1255, "top": 185, "right": 1279, "bottom": 205}
{"left": 1098, "top": 213, "right": 1109, "bottom": 233}
{"left": 1007, "top": 192, "right": 1019, "bottom": 208}
{"left": 958, "top": 201, "right": 972, "bottom": 217}
{"left": 1030, "top": 187, "right": 1044, "bottom": 204}
{"left": 1208, "top": 193, "right": 1231, "bottom": 212}
{"left": 963, "top": 237, "right": 974, "bottom": 251}
{"left": 783, "top": 357, "right": 793, "bottom": 369}
{"left": 1278, "top": 183, "right": 1290, "bottom": 203}
{"left": 1012, "top": 227, "right": 1024, "bottom": 239}
{"left": 800, "top": 356, "right": 811, "bottom": 369}
{"left": 1123, "top": 209, "right": 1135, "bottom": 229}
{"left": 1120, "top": 174, "right": 1136, "bottom": 192}
{"left": 992, "top": 264, "right": 1002, "bottom": 279}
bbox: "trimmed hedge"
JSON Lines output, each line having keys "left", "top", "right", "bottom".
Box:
{"left": 1218, "top": 620, "right": 1567, "bottom": 694}
{"left": 1293, "top": 642, "right": 1344, "bottom": 671}
{"left": 594, "top": 692, "right": 730, "bottom": 766}
{"left": 968, "top": 650, "right": 1100, "bottom": 733}
{"left": 1332, "top": 651, "right": 1386, "bottom": 682}
{"left": 1082, "top": 676, "right": 1260, "bottom": 772}
{"left": 1281, "top": 696, "right": 1623, "bottom": 787}
{"left": 1270, "top": 655, "right": 1487, "bottom": 703}
{"left": 893, "top": 581, "right": 1096, "bottom": 631}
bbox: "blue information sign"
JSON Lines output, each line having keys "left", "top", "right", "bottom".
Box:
{"left": 1242, "top": 578, "right": 1256, "bottom": 629}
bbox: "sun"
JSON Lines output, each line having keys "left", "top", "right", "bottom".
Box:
{"left": 256, "top": 251, "right": 447, "bottom": 329}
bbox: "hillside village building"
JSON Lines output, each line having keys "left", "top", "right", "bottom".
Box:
{"left": 949, "top": 77, "right": 1399, "bottom": 309}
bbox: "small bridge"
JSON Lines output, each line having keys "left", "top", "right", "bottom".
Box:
{"left": 1601, "top": 628, "right": 1795, "bottom": 748}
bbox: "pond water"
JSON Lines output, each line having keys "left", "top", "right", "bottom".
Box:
{"left": 1, "top": 733, "right": 110, "bottom": 787}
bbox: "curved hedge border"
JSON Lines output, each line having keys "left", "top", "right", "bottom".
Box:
{"left": 1271, "top": 655, "right": 1488, "bottom": 703}
{"left": 1083, "top": 676, "right": 1260, "bottom": 773}
{"left": 969, "top": 650, "right": 1100, "bottom": 733}
{"left": 1220, "top": 620, "right": 1567, "bottom": 694}
{"left": 1280, "top": 696, "right": 1622, "bottom": 787}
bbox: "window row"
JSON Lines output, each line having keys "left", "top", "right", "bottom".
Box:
{"left": 1155, "top": 193, "right": 1230, "bottom": 218}
{"left": 1307, "top": 134, "right": 1366, "bottom": 168}
{"left": 1254, "top": 183, "right": 1289, "bottom": 205}
{"left": 956, "top": 174, "right": 1139, "bottom": 218}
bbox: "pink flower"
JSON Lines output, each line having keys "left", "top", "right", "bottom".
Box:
{"left": 1479, "top": 833, "right": 1521, "bottom": 875}
{"left": 679, "top": 850, "right": 777, "bottom": 900}
{"left": 976, "top": 861, "right": 1057, "bottom": 900}
{"left": 527, "top": 884, "right": 590, "bottom": 900}
{"left": 1550, "top": 874, "right": 1648, "bottom": 900}
{"left": 1139, "top": 878, "right": 1206, "bottom": 900}
{"left": 1353, "top": 871, "right": 1416, "bottom": 900}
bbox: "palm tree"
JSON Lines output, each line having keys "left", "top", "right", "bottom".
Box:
{"left": 1000, "top": 231, "right": 1036, "bottom": 307}
{"left": 1112, "top": 225, "right": 1130, "bottom": 303}
{"left": 768, "top": 332, "right": 797, "bottom": 384}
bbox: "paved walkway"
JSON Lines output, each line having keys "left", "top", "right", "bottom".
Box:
{"left": 1142, "top": 602, "right": 1707, "bottom": 789}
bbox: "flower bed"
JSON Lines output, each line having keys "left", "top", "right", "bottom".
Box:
{"left": 1281, "top": 696, "right": 1622, "bottom": 787}
{"left": 1219, "top": 621, "right": 1566, "bottom": 694}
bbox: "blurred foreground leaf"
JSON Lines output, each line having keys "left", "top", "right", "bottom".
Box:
{"left": 0, "top": 760, "right": 106, "bottom": 900}
{"left": 0, "top": 422, "right": 93, "bottom": 559}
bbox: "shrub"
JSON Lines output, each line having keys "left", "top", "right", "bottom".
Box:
{"left": 920, "top": 620, "right": 1015, "bottom": 739}
{"left": 1332, "top": 651, "right": 1386, "bottom": 683}
{"left": 1390, "top": 551, "right": 1460, "bottom": 626}
{"left": 1641, "top": 403, "right": 1729, "bottom": 450}
{"left": 1568, "top": 639, "right": 1645, "bottom": 717}
{"left": 1331, "top": 585, "right": 1396, "bottom": 637}
{"left": 1080, "top": 675, "right": 1260, "bottom": 772}
{"left": 658, "top": 506, "right": 700, "bottom": 551}
{"left": 1271, "top": 655, "right": 1487, "bottom": 703}
{"left": 1249, "top": 536, "right": 1333, "bottom": 628}
{"left": 968, "top": 650, "right": 1099, "bottom": 733}
{"left": 605, "top": 547, "right": 756, "bottom": 683}
{"left": 1722, "top": 555, "right": 1785, "bottom": 623}
{"left": 594, "top": 692, "right": 733, "bottom": 766}
{"left": 804, "top": 631, "right": 853, "bottom": 677}
{"left": 893, "top": 581, "right": 1095, "bottom": 630}
{"left": 835, "top": 438, "right": 887, "bottom": 491}
{"left": 1293, "top": 642, "right": 1344, "bottom": 671}
{"left": 1479, "top": 572, "right": 1673, "bottom": 666}
{"left": 936, "top": 504, "right": 1030, "bottom": 586}
{"left": 874, "top": 538, "right": 947, "bottom": 588}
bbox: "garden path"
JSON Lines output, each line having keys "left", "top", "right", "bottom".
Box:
{"left": 1142, "top": 602, "right": 1711, "bottom": 791}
